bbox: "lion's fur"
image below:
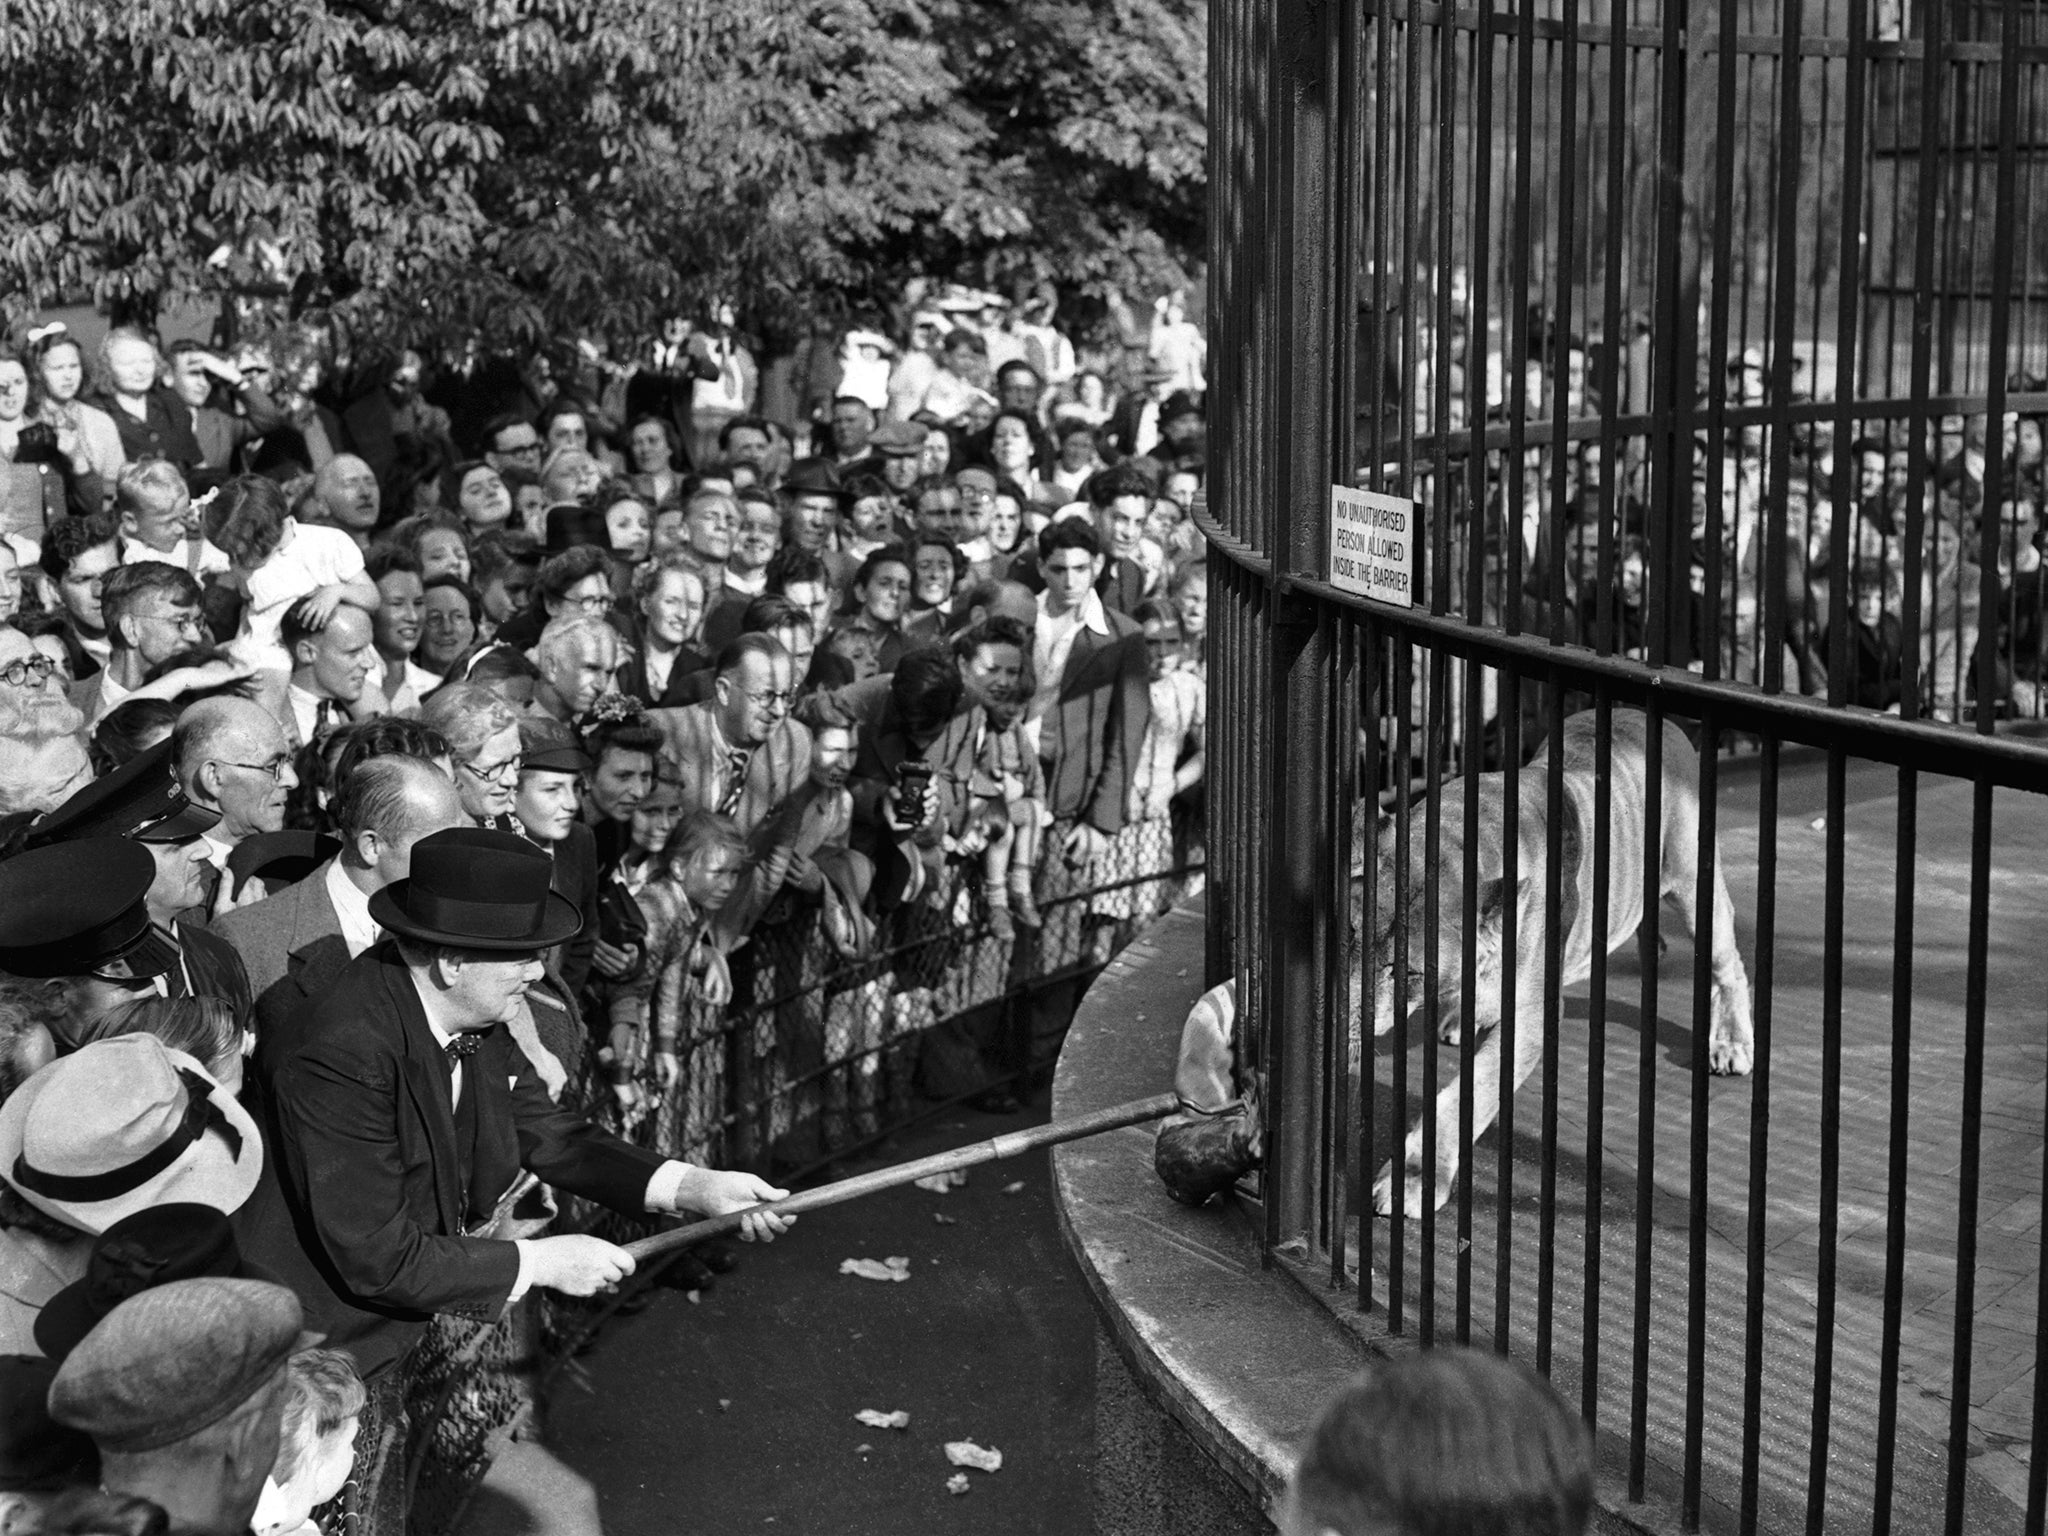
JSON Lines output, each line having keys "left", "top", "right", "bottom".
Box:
{"left": 1366, "top": 709, "right": 1754, "bottom": 1216}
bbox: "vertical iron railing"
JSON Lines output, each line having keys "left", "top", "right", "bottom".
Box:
{"left": 1204, "top": 0, "right": 2048, "bottom": 1531}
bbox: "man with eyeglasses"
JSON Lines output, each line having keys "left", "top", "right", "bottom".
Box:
{"left": 174, "top": 696, "right": 303, "bottom": 918}
{"left": 482, "top": 413, "right": 546, "bottom": 478}
{"left": 27, "top": 741, "right": 254, "bottom": 1026}
{"left": 73, "top": 563, "right": 207, "bottom": 725}
{"left": 0, "top": 625, "right": 93, "bottom": 819}
{"left": 648, "top": 632, "right": 810, "bottom": 835}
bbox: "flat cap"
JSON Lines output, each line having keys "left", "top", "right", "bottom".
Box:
{"left": 49, "top": 1277, "right": 303, "bottom": 1453}
{"left": 866, "top": 422, "right": 927, "bottom": 458}
{"left": 518, "top": 715, "right": 591, "bottom": 774}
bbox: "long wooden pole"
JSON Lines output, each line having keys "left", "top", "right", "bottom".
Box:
{"left": 621, "top": 1092, "right": 1179, "bottom": 1262}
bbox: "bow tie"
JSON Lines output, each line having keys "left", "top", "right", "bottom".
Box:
{"left": 444, "top": 1032, "right": 487, "bottom": 1066}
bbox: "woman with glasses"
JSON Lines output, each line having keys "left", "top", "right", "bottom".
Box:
{"left": 419, "top": 683, "right": 524, "bottom": 829}
{"left": 489, "top": 544, "right": 613, "bottom": 652}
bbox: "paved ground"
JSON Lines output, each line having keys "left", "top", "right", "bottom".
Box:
{"left": 1353, "top": 748, "right": 2046, "bottom": 1534}
{"left": 539, "top": 1101, "right": 1097, "bottom": 1535}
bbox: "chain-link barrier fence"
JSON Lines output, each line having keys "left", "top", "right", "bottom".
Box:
{"left": 393, "top": 818, "right": 1203, "bottom": 1535}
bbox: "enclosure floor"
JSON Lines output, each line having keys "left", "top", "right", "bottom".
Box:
{"left": 1345, "top": 752, "right": 2046, "bottom": 1535}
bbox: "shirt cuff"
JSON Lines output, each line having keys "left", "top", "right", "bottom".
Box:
{"left": 644, "top": 1160, "right": 691, "bottom": 1213}
{"left": 510, "top": 1239, "right": 537, "bottom": 1302}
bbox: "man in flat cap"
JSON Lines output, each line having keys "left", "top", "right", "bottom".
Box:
{"left": 49, "top": 1276, "right": 303, "bottom": 1536}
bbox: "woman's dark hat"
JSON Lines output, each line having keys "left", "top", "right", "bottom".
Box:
{"left": 368, "top": 827, "right": 581, "bottom": 950}
{"left": 780, "top": 458, "right": 852, "bottom": 505}
{"left": 35, "top": 1203, "right": 281, "bottom": 1363}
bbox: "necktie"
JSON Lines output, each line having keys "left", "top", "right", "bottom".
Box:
{"left": 444, "top": 1031, "right": 485, "bottom": 1066}
{"left": 718, "top": 748, "right": 751, "bottom": 817}
{"left": 314, "top": 697, "right": 336, "bottom": 740}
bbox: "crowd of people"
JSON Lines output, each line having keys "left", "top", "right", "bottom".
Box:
{"left": 0, "top": 282, "right": 1210, "bottom": 1536}
{"left": 1384, "top": 298, "right": 2048, "bottom": 737}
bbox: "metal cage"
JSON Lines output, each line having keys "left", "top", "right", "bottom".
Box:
{"left": 1204, "top": 0, "right": 2048, "bottom": 1530}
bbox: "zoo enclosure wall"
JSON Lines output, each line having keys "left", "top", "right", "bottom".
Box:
{"left": 1204, "top": 0, "right": 2048, "bottom": 1532}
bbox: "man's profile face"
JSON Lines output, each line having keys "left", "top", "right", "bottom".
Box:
{"left": 321, "top": 457, "right": 382, "bottom": 531}
{"left": 305, "top": 605, "right": 377, "bottom": 703}
{"left": 58, "top": 542, "right": 120, "bottom": 632}
{"left": 124, "top": 588, "right": 207, "bottom": 668}
{"left": 446, "top": 949, "right": 546, "bottom": 1026}
{"left": 548, "top": 633, "right": 620, "bottom": 716}
{"left": 715, "top": 650, "right": 792, "bottom": 747}
{"left": 208, "top": 715, "right": 297, "bottom": 836}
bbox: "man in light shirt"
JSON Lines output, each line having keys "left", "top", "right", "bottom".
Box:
{"left": 213, "top": 755, "right": 467, "bottom": 1041}
{"left": 282, "top": 599, "right": 380, "bottom": 748}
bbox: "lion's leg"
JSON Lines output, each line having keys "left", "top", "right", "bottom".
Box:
{"left": 1373, "top": 1008, "right": 1514, "bottom": 1218}
{"left": 1656, "top": 812, "right": 1756, "bottom": 1079}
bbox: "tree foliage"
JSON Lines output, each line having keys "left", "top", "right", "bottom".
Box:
{"left": 0, "top": 0, "right": 1206, "bottom": 350}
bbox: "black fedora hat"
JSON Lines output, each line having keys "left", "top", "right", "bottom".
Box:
{"left": 35, "top": 1203, "right": 282, "bottom": 1363}
{"left": 368, "top": 827, "right": 581, "bottom": 951}
{"left": 780, "top": 457, "right": 852, "bottom": 505}
{"left": 543, "top": 505, "right": 612, "bottom": 555}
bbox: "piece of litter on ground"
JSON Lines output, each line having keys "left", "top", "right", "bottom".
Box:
{"left": 1001, "top": 1181, "right": 1026, "bottom": 1196}
{"left": 912, "top": 1169, "right": 969, "bottom": 1194}
{"left": 855, "top": 1409, "right": 911, "bottom": 1429}
{"left": 933, "top": 1212, "right": 958, "bottom": 1225}
{"left": 839, "top": 1255, "right": 914, "bottom": 1282}
{"left": 718, "top": 1399, "right": 731, "bottom": 1411}
{"left": 686, "top": 1290, "right": 701, "bottom": 1303}
{"left": 854, "top": 1443, "right": 872, "bottom": 1455}
{"left": 946, "top": 1474, "right": 971, "bottom": 1496}
{"left": 1810, "top": 814, "right": 1827, "bottom": 832}
{"left": 945, "top": 1440, "right": 1004, "bottom": 1472}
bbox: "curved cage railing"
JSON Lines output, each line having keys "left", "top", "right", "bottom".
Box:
{"left": 1206, "top": 0, "right": 2048, "bottom": 1532}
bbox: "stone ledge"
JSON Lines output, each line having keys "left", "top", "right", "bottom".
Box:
{"left": 1051, "top": 904, "right": 1371, "bottom": 1520}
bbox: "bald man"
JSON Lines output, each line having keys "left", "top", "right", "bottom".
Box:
{"left": 310, "top": 454, "right": 381, "bottom": 549}
{"left": 173, "top": 695, "right": 304, "bottom": 917}
{"left": 212, "top": 755, "right": 468, "bottom": 1037}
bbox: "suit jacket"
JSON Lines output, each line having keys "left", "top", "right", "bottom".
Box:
{"left": 168, "top": 921, "right": 255, "bottom": 1028}
{"left": 1039, "top": 606, "right": 1151, "bottom": 835}
{"left": 209, "top": 861, "right": 353, "bottom": 1043}
{"left": 646, "top": 704, "right": 812, "bottom": 837}
{"left": 237, "top": 943, "right": 665, "bottom": 1377}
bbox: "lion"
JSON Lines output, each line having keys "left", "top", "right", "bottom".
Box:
{"left": 1363, "top": 707, "right": 1754, "bottom": 1217}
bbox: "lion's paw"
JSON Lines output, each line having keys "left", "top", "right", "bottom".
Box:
{"left": 1707, "top": 1034, "right": 1754, "bottom": 1076}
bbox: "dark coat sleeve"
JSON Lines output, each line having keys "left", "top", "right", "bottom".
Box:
{"left": 267, "top": 1023, "right": 522, "bottom": 1322}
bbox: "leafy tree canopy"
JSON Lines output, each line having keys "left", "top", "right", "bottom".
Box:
{"left": 0, "top": 0, "right": 1205, "bottom": 352}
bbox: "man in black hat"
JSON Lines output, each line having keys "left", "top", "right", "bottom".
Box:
{"left": 240, "top": 826, "right": 789, "bottom": 1382}
{"left": 23, "top": 745, "right": 254, "bottom": 1026}
{"left": 0, "top": 840, "right": 186, "bottom": 1039}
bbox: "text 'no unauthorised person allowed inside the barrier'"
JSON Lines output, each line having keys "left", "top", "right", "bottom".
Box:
{"left": 1328, "top": 485, "right": 1415, "bottom": 609}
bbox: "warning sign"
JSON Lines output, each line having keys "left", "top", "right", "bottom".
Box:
{"left": 1328, "top": 486, "right": 1416, "bottom": 609}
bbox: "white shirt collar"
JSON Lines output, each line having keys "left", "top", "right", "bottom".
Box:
{"left": 324, "top": 857, "right": 381, "bottom": 959}
{"left": 1038, "top": 586, "right": 1110, "bottom": 636}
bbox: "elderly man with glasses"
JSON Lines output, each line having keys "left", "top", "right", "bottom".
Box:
{"left": 0, "top": 625, "right": 93, "bottom": 818}
{"left": 647, "top": 631, "right": 810, "bottom": 835}
{"left": 420, "top": 682, "right": 525, "bottom": 832}
{"left": 172, "top": 696, "right": 303, "bottom": 918}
